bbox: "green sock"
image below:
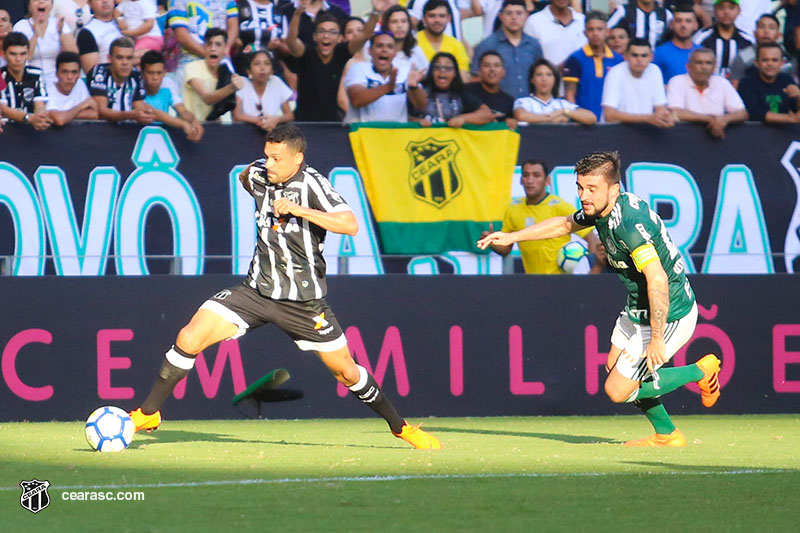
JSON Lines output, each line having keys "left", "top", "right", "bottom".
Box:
{"left": 633, "top": 365, "right": 704, "bottom": 400}
{"left": 633, "top": 398, "right": 676, "bottom": 435}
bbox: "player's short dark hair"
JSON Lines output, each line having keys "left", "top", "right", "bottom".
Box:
{"left": 627, "top": 37, "right": 651, "bottom": 51}
{"left": 3, "top": 31, "right": 29, "bottom": 51}
{"left": 265, "top": 123, "right": 307, "bottom": 154}
{"left": 140, "top": 50, "right": 165, "bottom": 69}
{"left": 522, "top": 159, "right": 549, "bottom": 177}
{"left": 56, "top": 51, "right": 80, "bottom": 70}
{"left": 756, "top": 41, "right": 783, "bottom": 59}
{"left": 575, "top": 151, "right": 621, "bottom": 185}
{"left": 314, "top": 13, "right": 343, "bottom": 32}
{"left": 756, "top": 13, "right": 779, "bottom": 29}
{"left": 424, "top": 0, "right": 452, "bottom": 16}
{"left": 109, "top": 36, "right": 135, "bottom": 56}
{"left": 479, "top": 49, "right": 504, "bottom": 66}
{"left": 204, "top": 27, "right": 228, "bottom": 43}
{"left": 672, "top": 3, "right": 695, "bottom": 15}
{"left": 585, "top": 10, "right": 607, "bottom": 24}
{"left": 500, "top": 0, "right": 526, "bottom": 11}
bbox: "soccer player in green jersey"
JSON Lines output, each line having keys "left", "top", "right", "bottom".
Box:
{"left": 478, "top": 151, "right": 722, "bottom": 446}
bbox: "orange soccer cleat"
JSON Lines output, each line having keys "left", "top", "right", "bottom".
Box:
{"left": 393, "top": 423, "right": 442, "bottom": 450}
{"left": 623, "top": 429, "right": 687, "bottom": 448}
{"left": 129, "top": 408, "right": 161, "bottom": 433}
{"left": 695, "top": 354, "right": 721, "bottom": 408}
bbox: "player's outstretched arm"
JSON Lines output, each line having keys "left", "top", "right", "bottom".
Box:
{"left": 477, "top": 215, "right": 576, "bottom": 249}
{"left": 273, "top": 197, "right": 359, "bottom": 235}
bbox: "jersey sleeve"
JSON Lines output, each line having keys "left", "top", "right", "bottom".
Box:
{"left": 307, "top": 172, "right": 351, "bottom": 213}
{"left": 572, "top": 209, "right": 596, "bottom": 227}
{"left": 167, "top": 0, "right": 189, "bottom": 29}
{"left": 77, "top": 28, "right": 99, "bottom": 55}
{"left": 614, "top": 201, "right": 661, "bottom": 271}
{"left": 561, "top": 53, "right": 582, "bottom": 84}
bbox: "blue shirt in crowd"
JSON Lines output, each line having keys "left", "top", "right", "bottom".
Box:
{"left": 653, "top": 41, "right": 701, "bottom": 83}
{"left": 471, "top": 29, "right": 544, "bottom": 100}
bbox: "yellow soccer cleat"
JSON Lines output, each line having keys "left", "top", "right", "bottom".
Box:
{"left": 623, "top": 429, "right": 687, "bottom": 448}
{"left": 129, "top": 408, "right": 161, "bottom": 433}
{"left": 696, "top": 354, "right": 721, "bottom": 408}
{"left": 393, "top": 423, "right": 442, "bottom": 450}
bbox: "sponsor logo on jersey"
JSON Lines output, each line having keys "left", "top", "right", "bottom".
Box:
{"left": 406, "top": 138, "right": 463, "bottom": 208}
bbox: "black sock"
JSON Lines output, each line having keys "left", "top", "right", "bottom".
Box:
{"left": 141, "top": 345, "right": 196, "bottom": 415}
{"left": 349, "top": 365, "right": 406, "bottom": 434}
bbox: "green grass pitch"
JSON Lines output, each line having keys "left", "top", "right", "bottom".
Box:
{"left": 3, "top": 414, "right": 799, "bottom": 531}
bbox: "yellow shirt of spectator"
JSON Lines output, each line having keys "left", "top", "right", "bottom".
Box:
{"left": 416, "top": 31, "right": 471, "bottom": 72}
{"left": 501, "top": 194, "right": 593, "bottom": 274}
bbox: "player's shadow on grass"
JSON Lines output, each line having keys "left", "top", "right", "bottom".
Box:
{"left": 423, "top": 426, "right": 620, "bottom": 444}
{"left": 622, "top": 461, "right": 799, "bottom": 474}
{"left": 121, "top": 430, "right": 401, "bottom": 450}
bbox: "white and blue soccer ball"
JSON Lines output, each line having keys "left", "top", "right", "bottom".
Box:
{"left": 557, "top": 240, "right": 590, "bottom": 274}
{"left": 85, "top": 406, "right": 134, "bottom": 452}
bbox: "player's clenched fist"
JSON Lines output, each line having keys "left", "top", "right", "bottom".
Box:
{"left": 273, "top": 197, "right": 303, "bottom": 217}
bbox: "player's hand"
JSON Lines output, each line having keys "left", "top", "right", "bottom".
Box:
{"left": 447, "top": 116, "right": 465, "bottom": 128}
{"left": 231, "top": 74, "right": 245, "bottom": 91}
{"left": 706, "top": 116, "right": 726, "bottom": 139}
{"left": 477, "top": 230, "right": 514, "bottom": 250}
{"left": 644, "top": 336, "right": 667, "bottom": 375}
{"left": 407, "top": 67, "right": 424, "bottom": 88}
{"left": 385, "top": 67, "right": 398, "bottom": 93}
{"left": 273, "top": 197, "right": 304, "bottom": 218}
{"left": 784, "top": 84, "right": 800, "bottom": 99}
{"left": 29, "top": 112, "right": 53, "bottom": 130}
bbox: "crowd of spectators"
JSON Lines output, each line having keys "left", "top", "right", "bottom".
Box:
{"left": 2, "top": 0, "right": 800, "bottom": 136}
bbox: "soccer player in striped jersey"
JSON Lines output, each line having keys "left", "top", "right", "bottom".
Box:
{"left": 478, "top": 151, "right": 722, "bottom": 447}
{"left": 130, "top": 123, "right": 441, "bottom": 450}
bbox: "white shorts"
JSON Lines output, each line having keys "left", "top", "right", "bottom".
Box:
{"left": 610, "top": 302, "right": 698, "bottom": 381}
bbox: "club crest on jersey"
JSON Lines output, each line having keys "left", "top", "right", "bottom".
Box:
{"left": 605, "top": 238, "right": 618, "bottom": 254}
{"left": 20, "top": 479, "right": 50, "bottom": 514}
{"left": 282, "top": 190, "right": 300, "bottom": 204}
{"left": 406, "top": 138, "right": 463, "bottom": 208}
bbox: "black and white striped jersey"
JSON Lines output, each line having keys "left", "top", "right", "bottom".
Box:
{"left": 87, "top": 63, "right": 145, "bottom": 111}
{"left": 608, "top": 4, "right": 673, "bottom": 49}
{"left": 242, "top": 160, "right": 351, "bottom": 301}
{"left": 0, "top": 65, "right": 48, "bottom": 112}
{"left": 693, "top": 26, "right": 755, "bottom": 78}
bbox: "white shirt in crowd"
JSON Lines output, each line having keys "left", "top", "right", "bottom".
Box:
{"left": 513, "top": 94, "right": 579, "bottom": 125}
{"left": 13, "top": 17, "right": 73, "bottom": 84}
{"left": 236, "top": 76, "right": 293, "bottom": 117}
{"left": 45, "top": 77, "right": 92, "bottom": 111}
{"left": 666, "top": 73, "right": 746, "bottom": 116}
{"left": 53, "top": 0, "right": 92, "bottom": 33}
{"left": 475, "top": 0, "right": 503, "bottom": 40}
{"left": 736, "top": 0, "right": 772, "bottom": 33}
{"left": 602, "top": 62, "right": 667, "bottom": 118}
{"left": 118, "top": 0, "right": 163, "bottom": 39}
{"left": 343, "top": 61, "right": 410, "bottom": 123}
{"left": 80, "top": 18, "right": 124, "bottom": 65}
{"left": 523, "top": 6, "right": 586, "bottom": 66}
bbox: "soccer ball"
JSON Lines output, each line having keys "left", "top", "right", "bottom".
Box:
{"left": 557, "top": 241, "right": 589, "bottom": 273}
{"left": 85, "top": 406, "right": 134, "bottom": 452}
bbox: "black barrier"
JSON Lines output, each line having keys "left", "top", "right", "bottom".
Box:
{"left": 0, "top": 275, "right": 798, "bottom": 421}
{"left": 1, "top": 122, "right": 799, "bottom": 275}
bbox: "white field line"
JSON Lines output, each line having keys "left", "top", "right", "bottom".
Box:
{"left": 0, "top": 469, "right": 794, "bottom": 491}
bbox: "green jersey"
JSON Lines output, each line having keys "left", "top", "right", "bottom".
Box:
{"left": 573, "top": 192, "right": 695, "bottom": 324}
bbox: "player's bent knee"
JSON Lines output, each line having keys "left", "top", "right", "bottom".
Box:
{"left": 175, "top": 326, "right": 205, "bottom": 355}
{"left": 604, "top": 380, "right": 633, "bottom": 404}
